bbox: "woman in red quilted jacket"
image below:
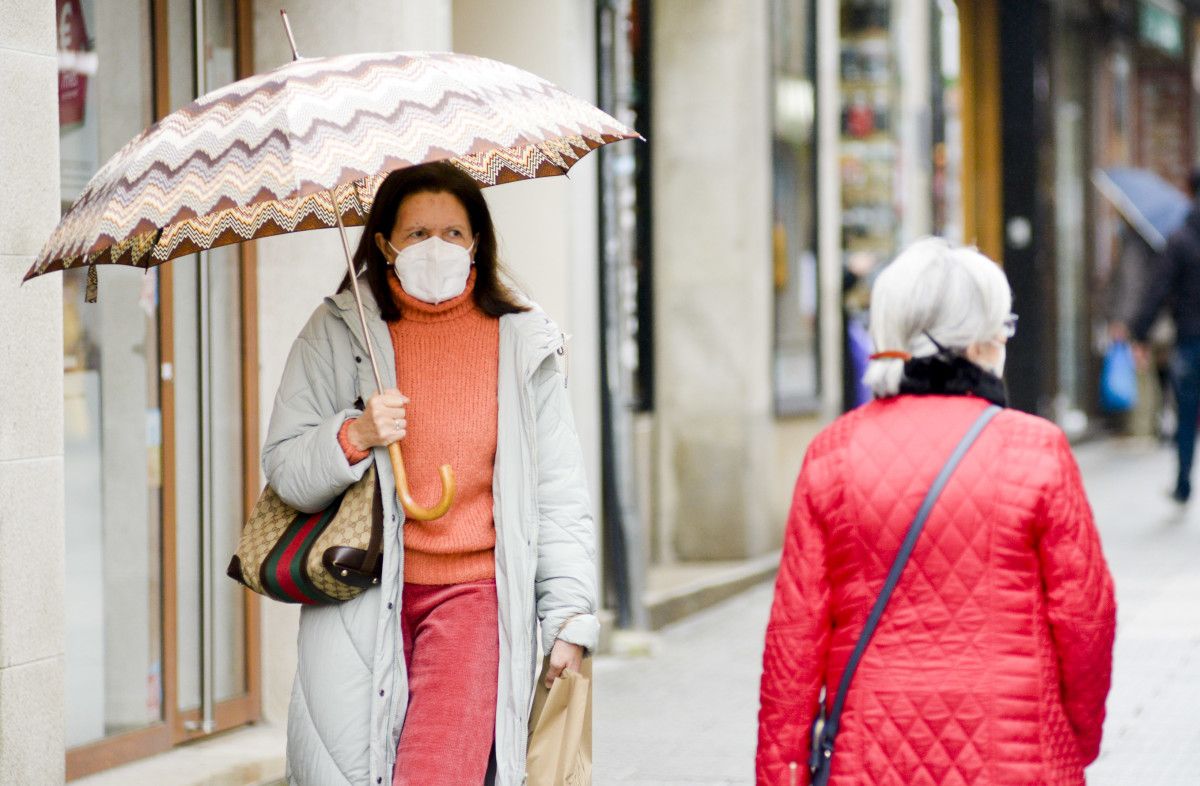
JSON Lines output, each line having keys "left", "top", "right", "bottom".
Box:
{"left": 757, "top": 238, "right": 1116, "bottom": 786}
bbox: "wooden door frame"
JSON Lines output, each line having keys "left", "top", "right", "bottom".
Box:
{"left": 958, "top": 0, "right": 1004, "bottom": 264}
{"left": 66, "top": 0, "right": 260, "bottom": 778}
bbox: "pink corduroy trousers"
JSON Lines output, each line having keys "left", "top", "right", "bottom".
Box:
{"left": 392, "top": 579, "right": 499, "bottom": 786}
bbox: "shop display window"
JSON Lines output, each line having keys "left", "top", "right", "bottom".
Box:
{"left": 59, "top": 0, "right": 258, "bottom": 777}
{"left": 772, "top": 0, "right": 821, "bottom": 414}
{"left": 840, "top": 0, "right": 897, "bottom": 276}
{"left": 59, "top": 0, "right": 163, "bottom": 750}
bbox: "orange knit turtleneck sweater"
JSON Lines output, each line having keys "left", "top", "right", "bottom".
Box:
{"left": 338, "top": 269, "right": 499, "bottom": 585}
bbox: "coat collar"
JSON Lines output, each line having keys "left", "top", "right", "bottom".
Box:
{"left": 897, "top": 353, "right": 1009, "bottom": 407}
{"left": 324, "top": 276, "right": 563, "bottom": 381}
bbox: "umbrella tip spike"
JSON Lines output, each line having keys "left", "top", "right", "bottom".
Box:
{"left": 279, "top": 9, "right": 300, "bottom": 61}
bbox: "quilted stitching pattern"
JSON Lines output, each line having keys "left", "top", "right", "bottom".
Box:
{"left": 757, "top": 396, "right": 1116, "bottom": 786}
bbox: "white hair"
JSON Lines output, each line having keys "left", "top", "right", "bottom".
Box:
{"left": 863, "top": 237, "right": 1012, "bottom": 398}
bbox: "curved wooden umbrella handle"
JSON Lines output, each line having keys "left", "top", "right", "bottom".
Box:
{"left": 388, "top": 442, "right": 455, "bottom": 521}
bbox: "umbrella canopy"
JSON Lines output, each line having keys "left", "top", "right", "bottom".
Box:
{"left": 26, "top": 44, "right": 638, "bottom": 522}
{"left": 24, "top": 50, "right": 637, "bottom": 281}
{"left": 1092, "top": 167, "right": 1192, "bottom": 253}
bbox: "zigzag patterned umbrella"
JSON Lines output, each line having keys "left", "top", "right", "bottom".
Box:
{"left": 27, "top": 38, "right": 637, "bottom": 522}
{"left": 24, "top": 49, "right": 637, "bottom": 282}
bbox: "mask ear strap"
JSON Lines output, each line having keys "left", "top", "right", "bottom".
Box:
{"left": 923, "top": 330, "right": 950, "bottom": 354}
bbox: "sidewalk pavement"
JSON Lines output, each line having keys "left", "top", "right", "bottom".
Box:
{"left": 593, "top": 437, "right": 1200, "bottom": 785}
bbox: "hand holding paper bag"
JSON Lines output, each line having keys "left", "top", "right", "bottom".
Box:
{"left": 528, "top": 658, "right": 592, "bottom": 786}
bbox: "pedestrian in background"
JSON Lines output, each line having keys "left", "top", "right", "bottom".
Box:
{"left": 1131, "top": 168, "right": 1200, "bottom": 502}
{"left": 262, "top": 162, "right": 599, "bottom": 785}
{"left": 757, "top": 238, "right": 1116, "bottom": 786}
{"left": 1106, "top": 222, "right": 1173, "bottom": 439}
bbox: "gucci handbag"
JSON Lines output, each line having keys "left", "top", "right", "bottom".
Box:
{"left": 226, "top": 465, "right": 384, "bottom": 604}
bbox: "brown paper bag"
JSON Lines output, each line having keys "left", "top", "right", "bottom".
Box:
{"left": 527, "top": 657, "right": 592, "bottom": 786}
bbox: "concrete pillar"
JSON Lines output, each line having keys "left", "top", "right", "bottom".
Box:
{"left": 652, "top": 1, "right": 776, "bottom": 561}
{"left": 451, "top": 0, "right": 604, "bottom": 526}
{"left": 250, "top": 0, "right": 454, "bottom": 725}
{"left": 0, "top": 1, "right": 66, "bottom": 783}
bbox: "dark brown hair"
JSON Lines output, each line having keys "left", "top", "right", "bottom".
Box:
{"left": 339, "top": 161, "right": 528, "bottom": 321}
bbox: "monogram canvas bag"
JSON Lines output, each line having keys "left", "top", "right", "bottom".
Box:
{"left": 226, "top": 465, "right": 384, "bottom": 604}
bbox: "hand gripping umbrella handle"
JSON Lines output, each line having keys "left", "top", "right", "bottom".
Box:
{"left": 388, "top": 442, "right": 456, "bottom": 521}
{"left": 330, "top": 191, "right": 457, "bottom": 521}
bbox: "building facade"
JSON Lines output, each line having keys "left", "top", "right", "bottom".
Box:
{"left": 999, "top": 0, "right": 1200, "bottom": 427}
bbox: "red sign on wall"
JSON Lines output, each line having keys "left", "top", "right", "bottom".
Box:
{"left": 57, "top": 0, "right": 89, "bottom": 128}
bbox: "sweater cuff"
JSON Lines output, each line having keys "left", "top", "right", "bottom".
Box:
{"left": 337, "top": 419, "right": 371, "bottom": 465}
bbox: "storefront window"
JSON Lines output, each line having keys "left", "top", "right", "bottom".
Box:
{"left": 839, "top": 0, "right": 896, "bottom": 274}
{"left": 1050, "top": 17, "right": 1089, "bottom": 428}
{"left": 772, "top": 0, "right": 820, "bottom": 414}
{"left": 59, "top": 0, "right": 163, "bottom": 748}
{"left": 1137, "top": 44, "right": 1193, "bottom": 190}
{"left": 931, "top": 0, "right": 964, "bottom": 242}
{"left": 838, "top": 0, "right": 897, "bottom": 409}
{"left": 837, "top": 0, "right": 962, "bottom": 410}
{"left": 170, "top": 0, "right": 248, "bottom": 718}
{"left": 62, "top": 1, "right": 256, "bottom": 774}
{"left": 1094, "top": 45, "right": 1134, "bottom": 323}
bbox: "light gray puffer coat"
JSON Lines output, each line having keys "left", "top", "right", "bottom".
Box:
{"left": 262, "top": 282, "right": 600, "bottom": 786}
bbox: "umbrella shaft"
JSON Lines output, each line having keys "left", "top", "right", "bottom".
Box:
{"left": 333, "top": 199, "right": 386, "bottom": 395}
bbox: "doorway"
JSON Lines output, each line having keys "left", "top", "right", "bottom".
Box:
{"left": 60, "top": 1, "right": 260, "bottom": 779}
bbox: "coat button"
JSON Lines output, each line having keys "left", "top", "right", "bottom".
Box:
{"left": 356, "top": 356, "right": 362, "bottom": 363}
{"left": 387, "top": 602, "right": 394, "bottom": 609}
{"left": 379, "top": 689, "right": 385, "bottom": 697}
{"left": 377, "top": 778, "right": 382, "bottom": 784}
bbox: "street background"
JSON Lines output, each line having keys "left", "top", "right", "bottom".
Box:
{"left": 4, "top": 0, "right": 1200, "bottom": 782}
{"left": 594, "top": 437, "right": 1200, "bottom": 785}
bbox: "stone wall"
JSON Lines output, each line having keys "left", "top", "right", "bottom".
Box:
{"left": 0, "top": 1, "right": 66, "bottom": 783}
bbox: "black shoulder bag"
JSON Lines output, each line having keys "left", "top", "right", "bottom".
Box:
{"left": 808, "top": 404, "right": 1001, "bottom": 786}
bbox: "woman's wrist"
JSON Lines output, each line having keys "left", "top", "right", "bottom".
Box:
{"left": 345, "top": 418, "right": 370, "bottom": 451}
{"left": 338, "top": 418, "right": 372, "bottom": 463}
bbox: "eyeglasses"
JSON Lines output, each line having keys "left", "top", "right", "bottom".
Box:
{"left": 1002, "top": 313, "right": 1019, "bottom": 340}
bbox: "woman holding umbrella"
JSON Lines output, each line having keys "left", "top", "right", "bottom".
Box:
{"left": 262, "top": 161, "right": 598, "bottom": 785}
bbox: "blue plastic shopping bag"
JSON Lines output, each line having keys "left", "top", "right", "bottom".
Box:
{"left": 1100, "top": 341, "right": 1138, "bottom": 413}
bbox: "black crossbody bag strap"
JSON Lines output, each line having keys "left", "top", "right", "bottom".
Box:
{"left": 809, "top": 404, "right": 1001, "bottom": 783}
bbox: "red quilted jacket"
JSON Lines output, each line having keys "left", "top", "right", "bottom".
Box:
{"left": 757, "top": 395, "right": 1116, "bottom": 786}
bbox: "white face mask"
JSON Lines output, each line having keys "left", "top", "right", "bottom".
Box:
{"left": 388, "top": 236, "right": 474, "bottom": 304}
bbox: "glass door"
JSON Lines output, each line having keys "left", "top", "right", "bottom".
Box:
{"left": 62, "top": 1, "right": 259, "bottom": 778}
{"left": 165, "top": 0, "right": 259, "bottom": 740}
{"left": 1049, "top": 14, "right": 1090, "bottom": 434}
{"left": 771, "top": 0, "right": 821, "bottom": 414}
{"left": 61, "top": 0, "right": 168, "bottom": 777}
